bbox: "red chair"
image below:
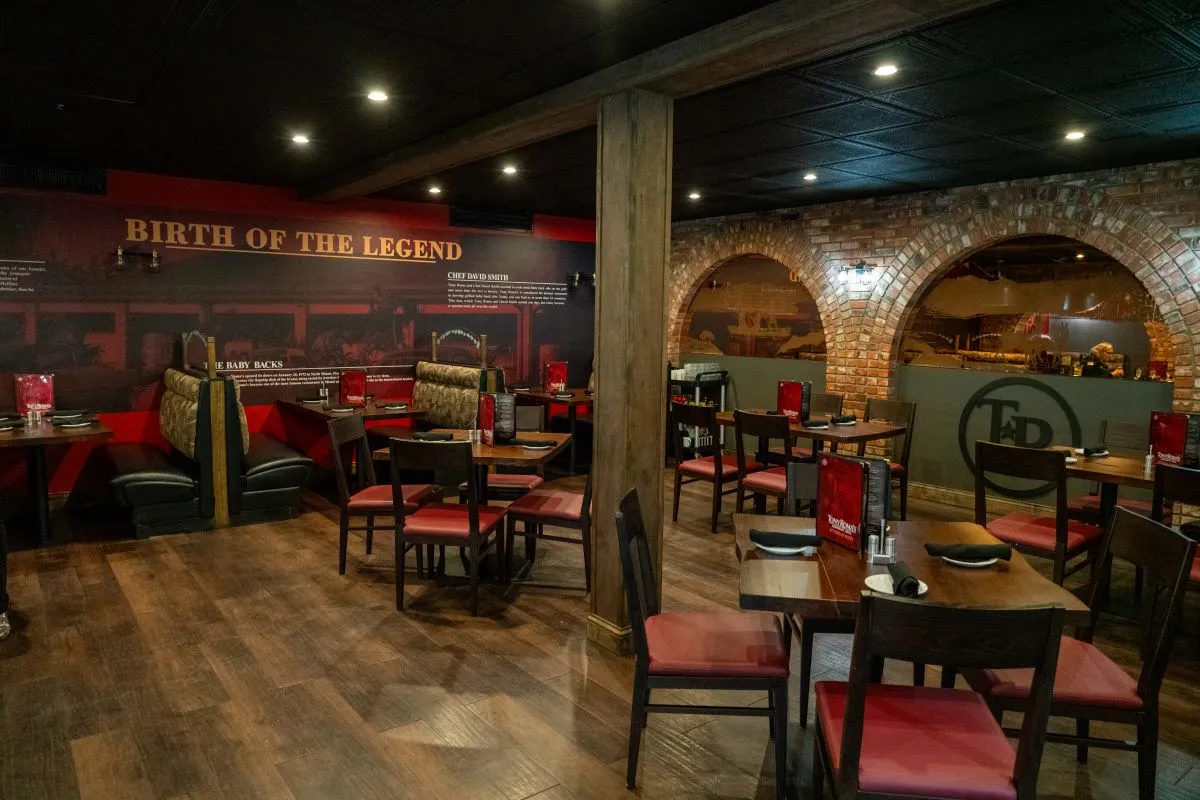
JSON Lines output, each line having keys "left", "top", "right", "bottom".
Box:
{"left": 615, "top": 488, "right": 790, "bottom": 800}
{"left": 734, "top": 410, "right": 795, "bottom": 514}
{"left": 328, "top": 416, "right": 439, "bottom": 575}
{"left": 975, "top": 441, "right": 1104, "bottom": 585}
{"left": 458, "top": 405, "right": 546, "bottom": 503}
{"left": 964, "top": 508, "right": 1196, "bottom": 800}
{"left": 814, "top": 593, "right": 1064, "bottom": 800}
{"left": 504, "top": 472, "right": 593, "bottom": 592}
{"left": 670, "top": 401, "right": 761, "bottom": 532}
{"left": 1068, "top": 420, "right": 1159, "bottom": 523}
{"left": 864, "top": 398, "right": 916, "bottom": 520}
{"left": 1152, "top": 464, "right": 1200, "bottom": 624}
{"left": 389, "top": 438, "right": 506, "bottom": 616}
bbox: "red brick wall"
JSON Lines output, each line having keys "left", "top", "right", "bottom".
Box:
{"left": 669, "top": 158, "right": 1200, "bottom": 415}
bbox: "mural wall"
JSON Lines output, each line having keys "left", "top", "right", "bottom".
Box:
{"left": 679, "top": 255, "right": 825, "bottom": 360}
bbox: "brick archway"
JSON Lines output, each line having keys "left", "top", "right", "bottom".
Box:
{"left": 667, "top": 220, "right": 839, "bottom": 363}
{"left": 861, "top": 188, "right": 1200, "bottom": 411}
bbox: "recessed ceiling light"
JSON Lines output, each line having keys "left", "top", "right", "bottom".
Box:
{"left": 502, "top": 164, "right": 518, "bottom": 175}
{"left": 1064, "top": 130, "right": 1086, "bottom": 141}
{"left": 291, "top": 133, "right": 310, "bottom": 145}
{"left": 1075, "top": 252, "right": 1086, "bottom": 260}
{"left": 873, "top": 64, "right": 899, "bottom": 77}
{"left": 803, "top": 172, "right": 817, "bottom": 182}
{"left": 428, "top": 185, "right": 442, "bottom": 195}
{"left": 687, "top": 191, "right": 701, "bottom": 200}
{"left": 367, "top": 89, "right": 389, "bottom": 102}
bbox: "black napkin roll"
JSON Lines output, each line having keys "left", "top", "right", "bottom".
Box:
{"left": 50, "top": 409, "right": 88, "bottom": 417}
{"left": 1179, "top": 522, "right": 1200, "bottom": 542}
{"left": 924, "top": 542, "right": 1012, "bottom": 561}
{"left": 749, "top": 529, "right": 822, "bottom": 549}
{"left": 831, "top": 414, "right": 857, "bottom": 424}
{"left": 509, "top": 437, "right": 553, "bottom": 447}
{"left": 803, "top": 421, "right": 830, "bottom": 429}
{"left": 412, "top": 432, "right": 454, "bottom": 442}
{"left": 0, "top": 418, "right": 25, "bottom": 429}
{"left": 887, "top": 562, "right": 921, "bottom": 597}
{"left": 1082, "top": 446, "right": 1110, "bottom": 457}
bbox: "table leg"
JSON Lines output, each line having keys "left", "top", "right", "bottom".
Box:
{"left": 1097, "top": 482, "right": 1119, "bottom": 605}
{"left": 26, "top": 445, "right": 50, "bottom": 545}
{"left": 568, "top": 405, "right": 578, "bottom": 474}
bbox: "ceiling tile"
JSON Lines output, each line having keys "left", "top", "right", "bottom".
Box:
{"left": 853, "top": 121, "right": 977, "bottom": 151}
{"left": 772, "top": 139, "right": 890, "bottom": 166}
{"left": 836, "top": 153, "right": 939, "bottom": 177}
{"left": 885, "top": 70, "right": 1052, "bottom": 116}
{"left": 801, "top": 39, "right": 976, "bottom": 94}
{"left": 784, "top": 100, "right": 924, "bottom": 137}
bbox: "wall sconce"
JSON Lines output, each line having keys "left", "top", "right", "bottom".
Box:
{"left": 837, "top": 259, "right": 877, "bottom": 289}
{"left": 568, "top": 271, "right": 595, "bottom": 290}
{"left": 115, "top": 246, "right": 160, "bottom": 274}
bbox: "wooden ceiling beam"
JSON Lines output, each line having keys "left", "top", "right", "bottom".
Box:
{"left": 304, "top": 0, "right": 1004, "bottom": 202}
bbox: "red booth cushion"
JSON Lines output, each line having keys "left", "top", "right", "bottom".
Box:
{"left": 987, "top": 511, "right": 1102, "bottom": 553}
{"left": 644, "top": 612, "right": 788, "bottom": 679}
{"left": 970, "top": 636, "right": 1143, "bottom": 710}
{"left": 815, "top": 682, "right": 1017, "bottom": 800}
{"left": 347, "top": 483, "right": 438, "bottom": 512}
{"left": 506, "top": 488, "right": 584, "bottom": 522}
{"left": 678, "top": 455, "right": 760, "bottom": 479}
{"left": 402, "top": 503, "right": 505, "bottom": 540}
{"left": 741, "top": 466, "right": 788, "bottom": 496}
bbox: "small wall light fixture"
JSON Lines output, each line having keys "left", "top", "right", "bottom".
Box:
{"left": 568, "top": 271, "right": 596, "bottom": 290}
{"left": 838, "top": 259, "right": 876, "bottom": 288}
{"left": 115, "top": 246, "right": 160, "bottom": 273}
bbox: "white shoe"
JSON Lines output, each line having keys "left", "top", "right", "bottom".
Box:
{"left": 0, "top": 611, "right": 9, "bottom": 640}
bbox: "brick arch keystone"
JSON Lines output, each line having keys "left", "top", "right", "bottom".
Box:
{"left": 666, "top": 221, "right": 841, "bottom": 365}
{"left": 861, "top": 188, "right": 1200, "bottom": 412}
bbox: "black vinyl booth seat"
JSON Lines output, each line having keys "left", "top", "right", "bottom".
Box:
{"left": 232, "top": 431, "right": 314, "bottom": 518}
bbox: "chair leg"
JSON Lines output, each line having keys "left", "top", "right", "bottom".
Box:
{"left": 940, "top": 666, "right": 958, "bottom": 688}
{"left": 811, "top": 733, "right": 826, "bottom": 799}
{"left": 505, "top": 516, "right": 516, "bottom": 582}
{"left": 581, "top": 521, "right": 592, "bottom": 593}
{"left": 1076, "top": 718, "right": 1089, "bottom": 764}
{"left": 415, "top": 543, "right": 424, "bottom": 578}
{"left": 395, "top": 531, "right": 406, "bottom": 611}
{"left": 772, "top": 683, "right": 788, "bottom": 800}
{"left": 365, "top": 515, "right": 375, "bottom": 555}
{"left": 1137, "top": 715, "right": 1157, "bottom": 800}
{"left": 912, "top": 662, "right": 925, "bottom": 686}
{"left": 627, "top": 671, "right": 647, "bottom": 789}
{"left": 768, "top": 688, "right": 776, "bottom": 739}
{"left": 672, "top": 470, "right": 682, "bottom": 522}
{"left": 754, "top": 493, "right": 767, "bottom": 514}
{"left": 799, "top": 624, "right": 815, "bottom": 728}
{"left": 469, "top": 541, "right": 480, "bottom": 617}
{"left": 710, "top": 481, "right": 722, "bottom": 532}
{"left": 736, "top": 485, "right": 745, "bottom": 512}
{"left": 338, "top": 511, "right": 350, "bottom": 575}
{"left": 899, "top": 476, "right": 909, "bottom": 521}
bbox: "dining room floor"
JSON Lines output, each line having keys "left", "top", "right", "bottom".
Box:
{"left": 1, "top": 470, "right": 1198, "bottom": 799}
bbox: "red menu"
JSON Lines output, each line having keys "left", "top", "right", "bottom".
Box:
{"left": 777, "top": 380, "right": 804, "bottom": 418}
{"left": 15, "top": 373, "right": 54, "bottom": 415}
{"left": 338, "top": 369, "right": 367, "bottom": 407}
{"left": 544, "top": 361, "right": 568, "bottom": 393}
{"left": 816, "top": 453, "right": 868, "bottom": 551}
{"left": 1150, "top": 411, "right": 1200, "bottom": 467}
{"left": 479, "top": 393, "right": 496, "bottom": 446}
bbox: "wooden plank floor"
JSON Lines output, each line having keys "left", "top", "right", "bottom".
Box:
{"left": 1, "top": 472, "right": 1198, "bottom": 799}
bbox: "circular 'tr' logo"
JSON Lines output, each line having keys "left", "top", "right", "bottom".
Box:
{"left": 957, "top": 377, "right": 1082, "bottom": 499}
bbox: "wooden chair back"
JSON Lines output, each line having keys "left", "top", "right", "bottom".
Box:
{"left": 734, "top": 410, "right": 791, "bottom": 475}
{"left": 1152, "top": 463, "right": 1200, "bottom": 513}
{"left": 1085, "top": 507, "right": 1196, "bottom": 701}
{"left": 786, "top": 461, "right": 817, "bottom": 516}
{"left": 327, "top": 415, "right": 376, "bottom": 505}
{"left": 614, "top": 488, "right": 660, "bottom": 667}
{"left": 670, "top": 401, "right": 720, "bottom": 464}
{"left": 865, "top": 398, "right": 916, "bottom": 467}
{"left": 1100, "top": 419, "right": 1150, "bottom": 456}
{"left": 389, "top": 438, "right": 478, "bottom": 532}
{"left": 839, "top": 593, "right": 1064, "bottom": 799}
{"left": 975, "top": 441, "right": 1068, "bottom": 528}
{"left": 515, "top": 405, "right": 543, "bottom": 432}
{"left": 810, "top": 392, "right": 844, "bottom": 417}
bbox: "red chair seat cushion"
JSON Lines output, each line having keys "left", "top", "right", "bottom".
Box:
{"left": 1067, "top": 494, "right": 1156, "bottom": 515}
{"left": 741, "top": 466, "right": 788, "bottom": 496}
{"left": 458, "top": 473, "right": 545, "bottom": 494}
{"left": 987, "top": 511, "right": 1102, "bottom": 553}
{"left": 1190, "top": 554, "right": 1199, "bottom": 584}
{"left": 889, "top": 461, "right": 905, "bottom": 477}
{"left": 644, "top": 612, "right": 788, "bottom": 679}
{"left": 402, "top": 503, "right": 505, "bottom": 541}
{"left": 969, "top": 636, "right": 1143, "bottom": 711}
{"left": 347, "top": 484, "right": 438, "bottom": 512}
{"left": 815, "top": 682, "right": 1017, "bottom": 800}
{"left": 678, "top": 455, "right": 760, "bottom": 479}
{"left": 506, "top": 488, "right": 584, "bottom": 523}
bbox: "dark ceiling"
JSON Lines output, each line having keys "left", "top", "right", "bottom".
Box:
{"left": 379, "top": 0, "right": 1200, "bottom": 219}
{"left": 0, "top": 0, "right": 775, "bottom": 186}
{"left": 6, "top": 0, "right": 1200, "bottom": 223}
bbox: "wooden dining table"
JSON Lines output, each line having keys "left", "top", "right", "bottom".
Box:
{"left": 734, "top": 513, "right": 1091, "bottom": 625}
{"left": 513, "top": 388, "right": 593, "bottom": 474}
{"left": 1057, "top": 449, "right": 1154, "bottom": 524}
{"left": 715, "top": 410, "right": 907, "bottom": 456}
{"left": 277, "top": 398, "right": 427, "bottom": 423}
{"left": 0, "top": 419, "right": 114, "bottom": 545}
